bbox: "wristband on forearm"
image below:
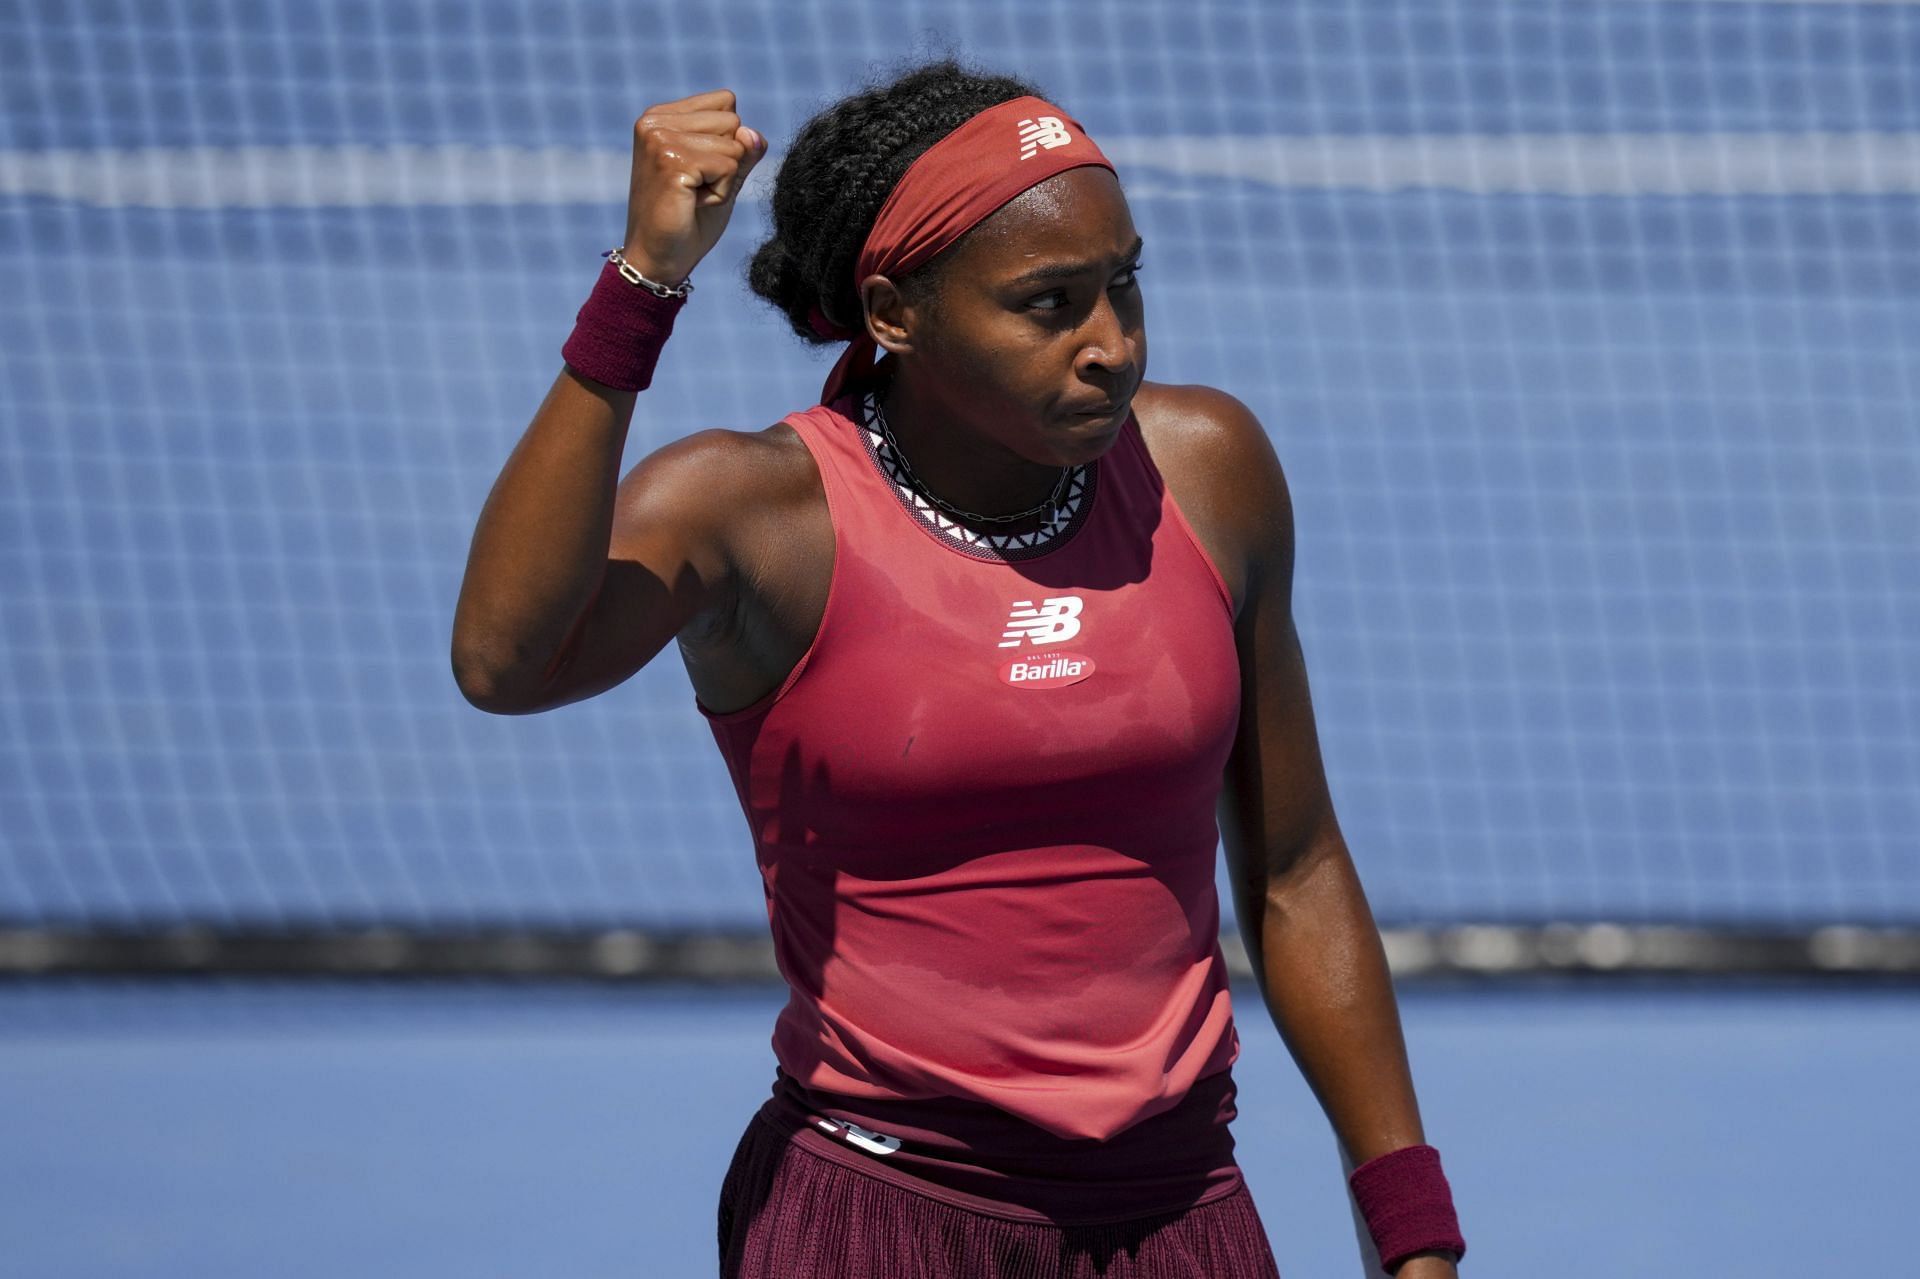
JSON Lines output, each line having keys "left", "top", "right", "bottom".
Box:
{"left": 1348, "top": 1143, "right": 1467, "bottom": 1272}
{"left": 560, "top": 254, "right": 687, "bottom": 392}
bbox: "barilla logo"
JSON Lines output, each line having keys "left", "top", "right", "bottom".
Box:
{"left": 1017, "top": 116, "right": 1072, "bottom": 160}
{"left": 1002, "top": 652, "right": 1096, "bottom": 689}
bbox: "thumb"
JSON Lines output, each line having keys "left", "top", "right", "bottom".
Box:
{"left": 735, "top": 125, "right": 769, "bottom": 183}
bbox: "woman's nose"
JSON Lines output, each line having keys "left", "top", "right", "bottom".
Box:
{"left": 1077, "top": 293, "right": 1137, "bottom": 377}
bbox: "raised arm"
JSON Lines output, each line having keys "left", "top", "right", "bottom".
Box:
{"left": 450, "top": 90, "right": 766, "bottom": 714}
{"left": 1200, "top": 390, "right": 1462, "bottom": 1277}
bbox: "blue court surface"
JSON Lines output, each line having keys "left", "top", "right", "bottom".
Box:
{"left": 0, "top": 979, "right": 1912, "bottom": 1277}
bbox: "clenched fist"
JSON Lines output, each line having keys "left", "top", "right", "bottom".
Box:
{"left": 621, "top": 89, "right": 767, "bottom": 288}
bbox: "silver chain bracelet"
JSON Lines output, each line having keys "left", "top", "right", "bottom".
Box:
{"left": 604, "top": 248, "right": 694, "bottom": 299}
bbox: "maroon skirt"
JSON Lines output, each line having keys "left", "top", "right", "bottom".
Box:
{"left": 717, "top": 1109, "right": 1283, "bottom": 1278}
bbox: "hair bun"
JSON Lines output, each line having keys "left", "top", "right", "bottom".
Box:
{"left": 746, "top": 236, "right": 836, "bottom": 347}
{"left": 741, "top": 58, "right": 1046, "bottom": 349}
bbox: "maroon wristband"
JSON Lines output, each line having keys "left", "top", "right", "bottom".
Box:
{"left": 560, "top": 258, "right": 686, "bottom": 391}
{"left": 1348, "top": 1144, "right": 1467, "bottom": 1273}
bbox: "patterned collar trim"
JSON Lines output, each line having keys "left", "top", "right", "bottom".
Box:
{"left": 855, "top": 389, "right": 1097, "bottom": 559}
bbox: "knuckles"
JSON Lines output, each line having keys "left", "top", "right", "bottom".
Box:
{"left": 627, "top": 91, "right": 749, "bottom": 194}
{"left": 633, "top": 109, "right": 741, "bottom": 139}
{"left": 636, "top": 132, "right": 747, "bottom": 170}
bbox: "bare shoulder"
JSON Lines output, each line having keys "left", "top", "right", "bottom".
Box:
{"left": 1130, "top": 381, "right": 1289, "bottom": 510}
{"left": 616, "top": 417, "right": 815, "bottom": 502}
{"left": 609, "top": 415, "right": 832, "bottom": 694}
{"left": 611, "top": 418, "right": 821, "bottom": 555}
{"left": 1129, "top": 381, "right": 1293, "bottom": 619}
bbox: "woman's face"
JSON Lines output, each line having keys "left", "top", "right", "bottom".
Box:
{"left": 877, "top": 165, "right": 1147, "bottom": 467}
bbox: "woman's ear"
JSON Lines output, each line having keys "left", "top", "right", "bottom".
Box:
{"left": 860, "top": 274, "right": 918, "bottom": 356}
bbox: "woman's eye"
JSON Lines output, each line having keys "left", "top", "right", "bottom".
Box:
{"left": 1024, "top": 263, "right": 1143, "bottom": 312}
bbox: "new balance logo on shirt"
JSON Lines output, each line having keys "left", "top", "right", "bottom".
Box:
{"left": 1017, "top": 115, "right": 1072, "bottom": 160}
{"left": 999, "top": 596, "right": 1096, "bottom": 689}
{"left": 999, "top": 596, "right": 1083, "bottom": 647}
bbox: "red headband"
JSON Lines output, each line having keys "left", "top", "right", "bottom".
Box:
{"left": 814, "top": 95, "right": 1116, "bottom": 406}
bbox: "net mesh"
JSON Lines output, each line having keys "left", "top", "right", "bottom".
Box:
{"left": 3, "top": 0, "right": 1916, "bottom": 932}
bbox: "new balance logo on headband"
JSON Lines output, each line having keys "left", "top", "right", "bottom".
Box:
{"left": 1017, "top": 116, "right": 1072, "bottom": 160}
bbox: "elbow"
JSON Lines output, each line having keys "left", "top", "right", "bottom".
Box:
{"left": 450, "top": 639, "right": 541, "bottom": 716}
{"left": 451, "top": 658, "right": 516, "bottom": 715}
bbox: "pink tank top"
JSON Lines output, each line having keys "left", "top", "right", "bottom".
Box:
{"left": 699, "top": 380, "right": 1244, "bottom": 1165}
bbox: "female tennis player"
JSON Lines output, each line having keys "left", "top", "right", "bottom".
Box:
{"left": 452, "top": 61, "right": 1466, "bottom": 1278}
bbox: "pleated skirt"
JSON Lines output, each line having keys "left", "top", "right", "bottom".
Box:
{"left": 717, "top": 1113, "right": 1284, "bottom": 1279}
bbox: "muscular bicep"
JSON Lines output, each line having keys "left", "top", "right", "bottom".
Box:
{"left": 516, "top": 430, "right": 742, "bottom": 713}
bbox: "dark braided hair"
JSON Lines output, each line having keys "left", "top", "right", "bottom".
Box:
{"left": 746, "top": 59, "right": 1046, "bottom": 344}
